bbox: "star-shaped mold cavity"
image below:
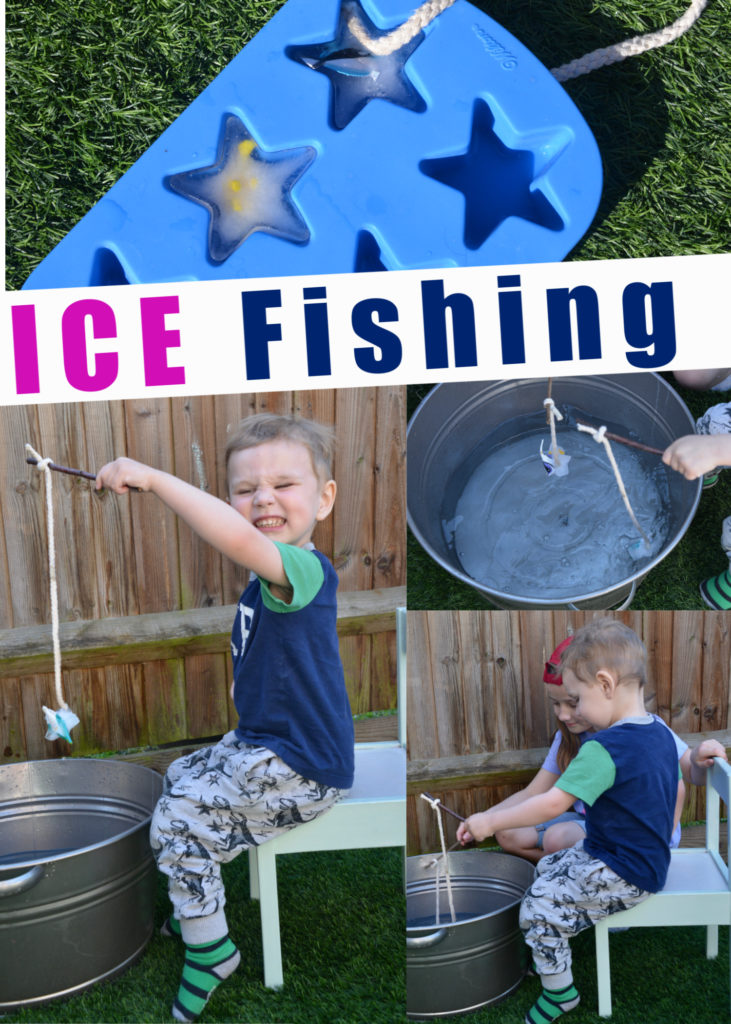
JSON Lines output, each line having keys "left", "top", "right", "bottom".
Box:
{"left": 420, "top": 99, "right": 565, "bottom": 250}
{"left": 286, "top": 0, "right": 427, "bottom": 130}
{"left": 165, "top": 114, "right": 316, "bottom": 264}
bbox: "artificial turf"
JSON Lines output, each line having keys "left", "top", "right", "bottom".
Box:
{"left": 3, "top": 847, "right": 405, "bottom": 1024}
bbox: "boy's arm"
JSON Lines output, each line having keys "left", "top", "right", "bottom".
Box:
{"left": 681, "top": 739, "right": 729, "bottom": 787}
{"left": 96, "top": 458, "right": 289, "bottom": 586}
{"left": 457, "top": 786, "right": 575, "bottom": 845}
{"left": 673, "top": 777, "right": 686, "bottom": 834}
{"left": 485, "top": 767, "right": 561, "bottom": 815}
{"left": 663, "top": 434, "right": 731, "bottom": 480}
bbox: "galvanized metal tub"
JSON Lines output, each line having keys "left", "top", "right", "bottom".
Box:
{"left": 407, "top": 375, "right": 702, "bottom": 609}
{"left": 0, "top": 758, "right": 163, "bottom": 1010}
{"left": 407, "top": 850, "right": 535, "bottom": 1018}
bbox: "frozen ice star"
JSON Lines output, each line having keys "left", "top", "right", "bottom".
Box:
{"left": 165, "top": 114, "right": 316, "bottom": 264}
{"left": 286, "top": 0, "right": 427, "bottom": 130}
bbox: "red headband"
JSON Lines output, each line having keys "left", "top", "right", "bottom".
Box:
{"left": 543, "top": 636, "right": 574, "bottom": 685}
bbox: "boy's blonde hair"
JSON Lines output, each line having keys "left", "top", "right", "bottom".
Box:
{"left": 225, "top": 413, "right": 336, "bottom": 483}
{"left": 559, "top": 617, "right": 647, "bottom": 688}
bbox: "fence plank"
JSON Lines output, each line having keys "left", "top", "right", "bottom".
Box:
{"left": 373, "top": 387, "right": 406, "bottom": 589}
{"left": 123, "top": 398, "right": 180, "bottom": 612}
{"left": 333, "top": 389, "right": 375, "bottom": 589}
{"left": 172, "top": 396, "right": 225, "bottom": 610}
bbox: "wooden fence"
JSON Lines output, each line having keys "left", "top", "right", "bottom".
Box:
{"left": 407, "top": 609, "right": 731, "bottom": 854}
{"left": 0, "top": 388, "right": 405, "bottom": 762}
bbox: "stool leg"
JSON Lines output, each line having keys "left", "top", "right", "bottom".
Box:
{"left": 248, "top": 846, "right": 260, "bottom": 900}
{"left": 256, "top": 842, "right": 284, "bottom": 989}
{"left": 595, "top": 920, "right": 613, "bottom": 1017}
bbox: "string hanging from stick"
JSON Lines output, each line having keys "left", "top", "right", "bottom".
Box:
{"left": 420, "top": 793, "right": 457, "bottom": 924}
{"left": 576, "top": 423, "right": 651, "bottom": 548}
{"left": 25, "top": 443, "right": 80, "bottom": 743}
{"left": 541, "top": 397, "right": 571, "bottom": 476}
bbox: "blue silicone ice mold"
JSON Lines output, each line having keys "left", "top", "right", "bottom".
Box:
{"left": 23, "top": 0, "right": 603, "bottom": 289}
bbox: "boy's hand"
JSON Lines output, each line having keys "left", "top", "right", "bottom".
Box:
{"left": 457, "top": 811, "right": 494, "bottom": 845}
{"left": 96, "top": 457, "right": 156, "bottom": 493}
{"left": 662, "top": 435, "right": 730, "bottom": 480}
{"left": 692, "top": 739, "right": 729, "bottom": 768}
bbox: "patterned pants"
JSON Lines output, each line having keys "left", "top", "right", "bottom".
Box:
{"left": 150, "top": 731, "right": 343, "bottom": 921}
{"left": 519, "top": 842, "right": 651, "bottom": 979}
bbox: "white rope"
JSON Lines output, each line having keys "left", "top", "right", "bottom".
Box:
{"left": 420, "top": 793, "right": 457, "bottom": 923}
{"left": 551, "top": 0, "right": 710, "bottom": 81}
{"left": 26, "top": 444, "right": 67, "bottom": 712}
{"left": 576, "top": 424, "right": 650, "bottom": 546}
{"left": 544, "top": 397, "right": 563, "bottom": 463}
{"left": 347, "top": 0, "right": 455, "bottom": 55}
{"left": 345, "top": 0, "right": 708, "bottom": 79}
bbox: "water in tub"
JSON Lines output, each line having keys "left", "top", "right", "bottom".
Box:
{"left": 442, "top": 414, "right": 670, "bottom": 600}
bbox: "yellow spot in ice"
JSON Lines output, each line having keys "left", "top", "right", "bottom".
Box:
{"left": 230, "top": 179, "right": 242, "bottom": 192}
{"left": 231, "top": 199, "right": 243, "bottom": 212}
{"left": 238, "top": 139, "right": 256, "bottom": 157}
{"left": 250, "top": 177, "right": 259, "bottom": 189}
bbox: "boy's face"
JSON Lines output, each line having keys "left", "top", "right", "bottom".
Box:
{"left": 560, "top": 668, "right": 614, "bottom": 731}
{"left": 546, "top": 683, "right": 591, "bottom": 734}
{"left": 227, "top": 439, "right": 336, "bottom": 548}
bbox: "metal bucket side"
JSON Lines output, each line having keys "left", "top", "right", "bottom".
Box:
{"left": 0, "top": 759, "right": 163, "bottom": 1009}
{"left": 406, "top": 851, "right": 535, "bottom": 1018}
{"left": 407, "top": 375, "right": 701, "bottom": 608}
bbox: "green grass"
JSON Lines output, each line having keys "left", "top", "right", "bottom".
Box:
{"left": 407, "top": 377, "right": 731, "bottom": 610}
{"left": 411, "top": 924, "right": 729, "bottom": 1023}
{"left": 3, "top": 847, "right": 404, "bottom": 1024}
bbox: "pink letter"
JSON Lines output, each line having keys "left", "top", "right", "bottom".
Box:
{"left": 140, "top": 296, "right": 185, "bottom": 386}
{"left": 61, "top": 300, "right": 118, "bottom": 392}
{"left": 11, "top": 305, "right": 41, "bottom": 394}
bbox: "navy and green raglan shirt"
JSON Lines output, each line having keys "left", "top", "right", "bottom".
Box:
{"left": 555, "top": 714, "right": 679, "bottom": 892}
{"left": 231, "top": 542, "right": 354, "bottom": 790}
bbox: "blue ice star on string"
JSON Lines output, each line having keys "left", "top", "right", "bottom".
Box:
{"left": 420, "top": 99, "right": 565, "bottom": 250}
{"left": 165, "top": 114, "right": 316, "bottom": 264}
{"left": 285, "top": 0, "right": 427, "bottom": 130}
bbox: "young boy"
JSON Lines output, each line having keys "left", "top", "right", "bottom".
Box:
{"left": 96, "top": 413, "right": 354, "bottom": 1023}
{"left": 663, "top": 426, "right": 731, "bottom": 607}
{"left": 457, "top": 619, "right": 680, "bottom": 1024}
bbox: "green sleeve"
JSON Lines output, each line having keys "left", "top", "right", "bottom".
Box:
{"left": 555, "top": 740, "right": 616, "bottom": 806}
{"left": 259, "top": 543, "right": 325, "bottom": 613}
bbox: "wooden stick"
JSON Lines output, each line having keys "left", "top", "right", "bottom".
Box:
{"left": 575, "top": 421, "right": 664, "bottom": 456}
{"left": 26, "top": 457, "right": 141, "bottom": 491}
{"left": 26, "top": 457, "right": 97, "bottom": 480}
{"left": 421, "top": 791, "right": 466, "bottom": 822}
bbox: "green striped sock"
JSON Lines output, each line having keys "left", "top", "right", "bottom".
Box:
{"left": 700, "top": 570, "right": 731, "bottom": 610}
{"left": 161, "top": 916, "right": 182, "bottom": 939}
{"left": 525, "top": 983, "right": 580, "bottom": 1024}
{"left": 172, "top": 935, "right": 241, "bottom": 1023}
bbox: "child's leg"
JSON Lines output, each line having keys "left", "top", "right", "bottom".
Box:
{"left": 494, "top": 825, "right": 543, "bottom": 863}
{"left": 151, "top": 732, "right": 341, "bottom": 1020}
{"left": 519, "top": 844, "right": 650, "bottom": 1023}
{"left": 540, "top": 820, "right": 586, "bottom": 856}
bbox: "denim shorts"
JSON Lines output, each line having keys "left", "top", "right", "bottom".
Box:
{"left": 535, "top": 811, "right": 587, "bottom": 849}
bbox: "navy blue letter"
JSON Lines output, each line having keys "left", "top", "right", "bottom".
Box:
{"left": 241, "top": 289, "right": 282, "bottom": 380}
{"left": 623, "top": 281, "right": 676, "bottom": 369}
{"left": 546, "top": 285, "right": 601, "bottom": 361}
{"left": 422, "top": 280, "right": 477, "bottom": 369}
{"left": 352, "top": 298, "right": 402, "bottom": 374}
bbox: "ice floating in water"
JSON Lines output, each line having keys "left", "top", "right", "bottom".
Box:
{"left": 42, "top": 705, "right": 80, "bottom": 743}
{"left": 165, "top": 114, "right": 315, "bottom": 263}
{"left": 285, "top": 0, "right": 427, "bottom": 130}
{"left": 445, "top": 430, "right": 670, "bottom": 600}
{"left": 539, "top": 439, "right": 571, "bottom": 477}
